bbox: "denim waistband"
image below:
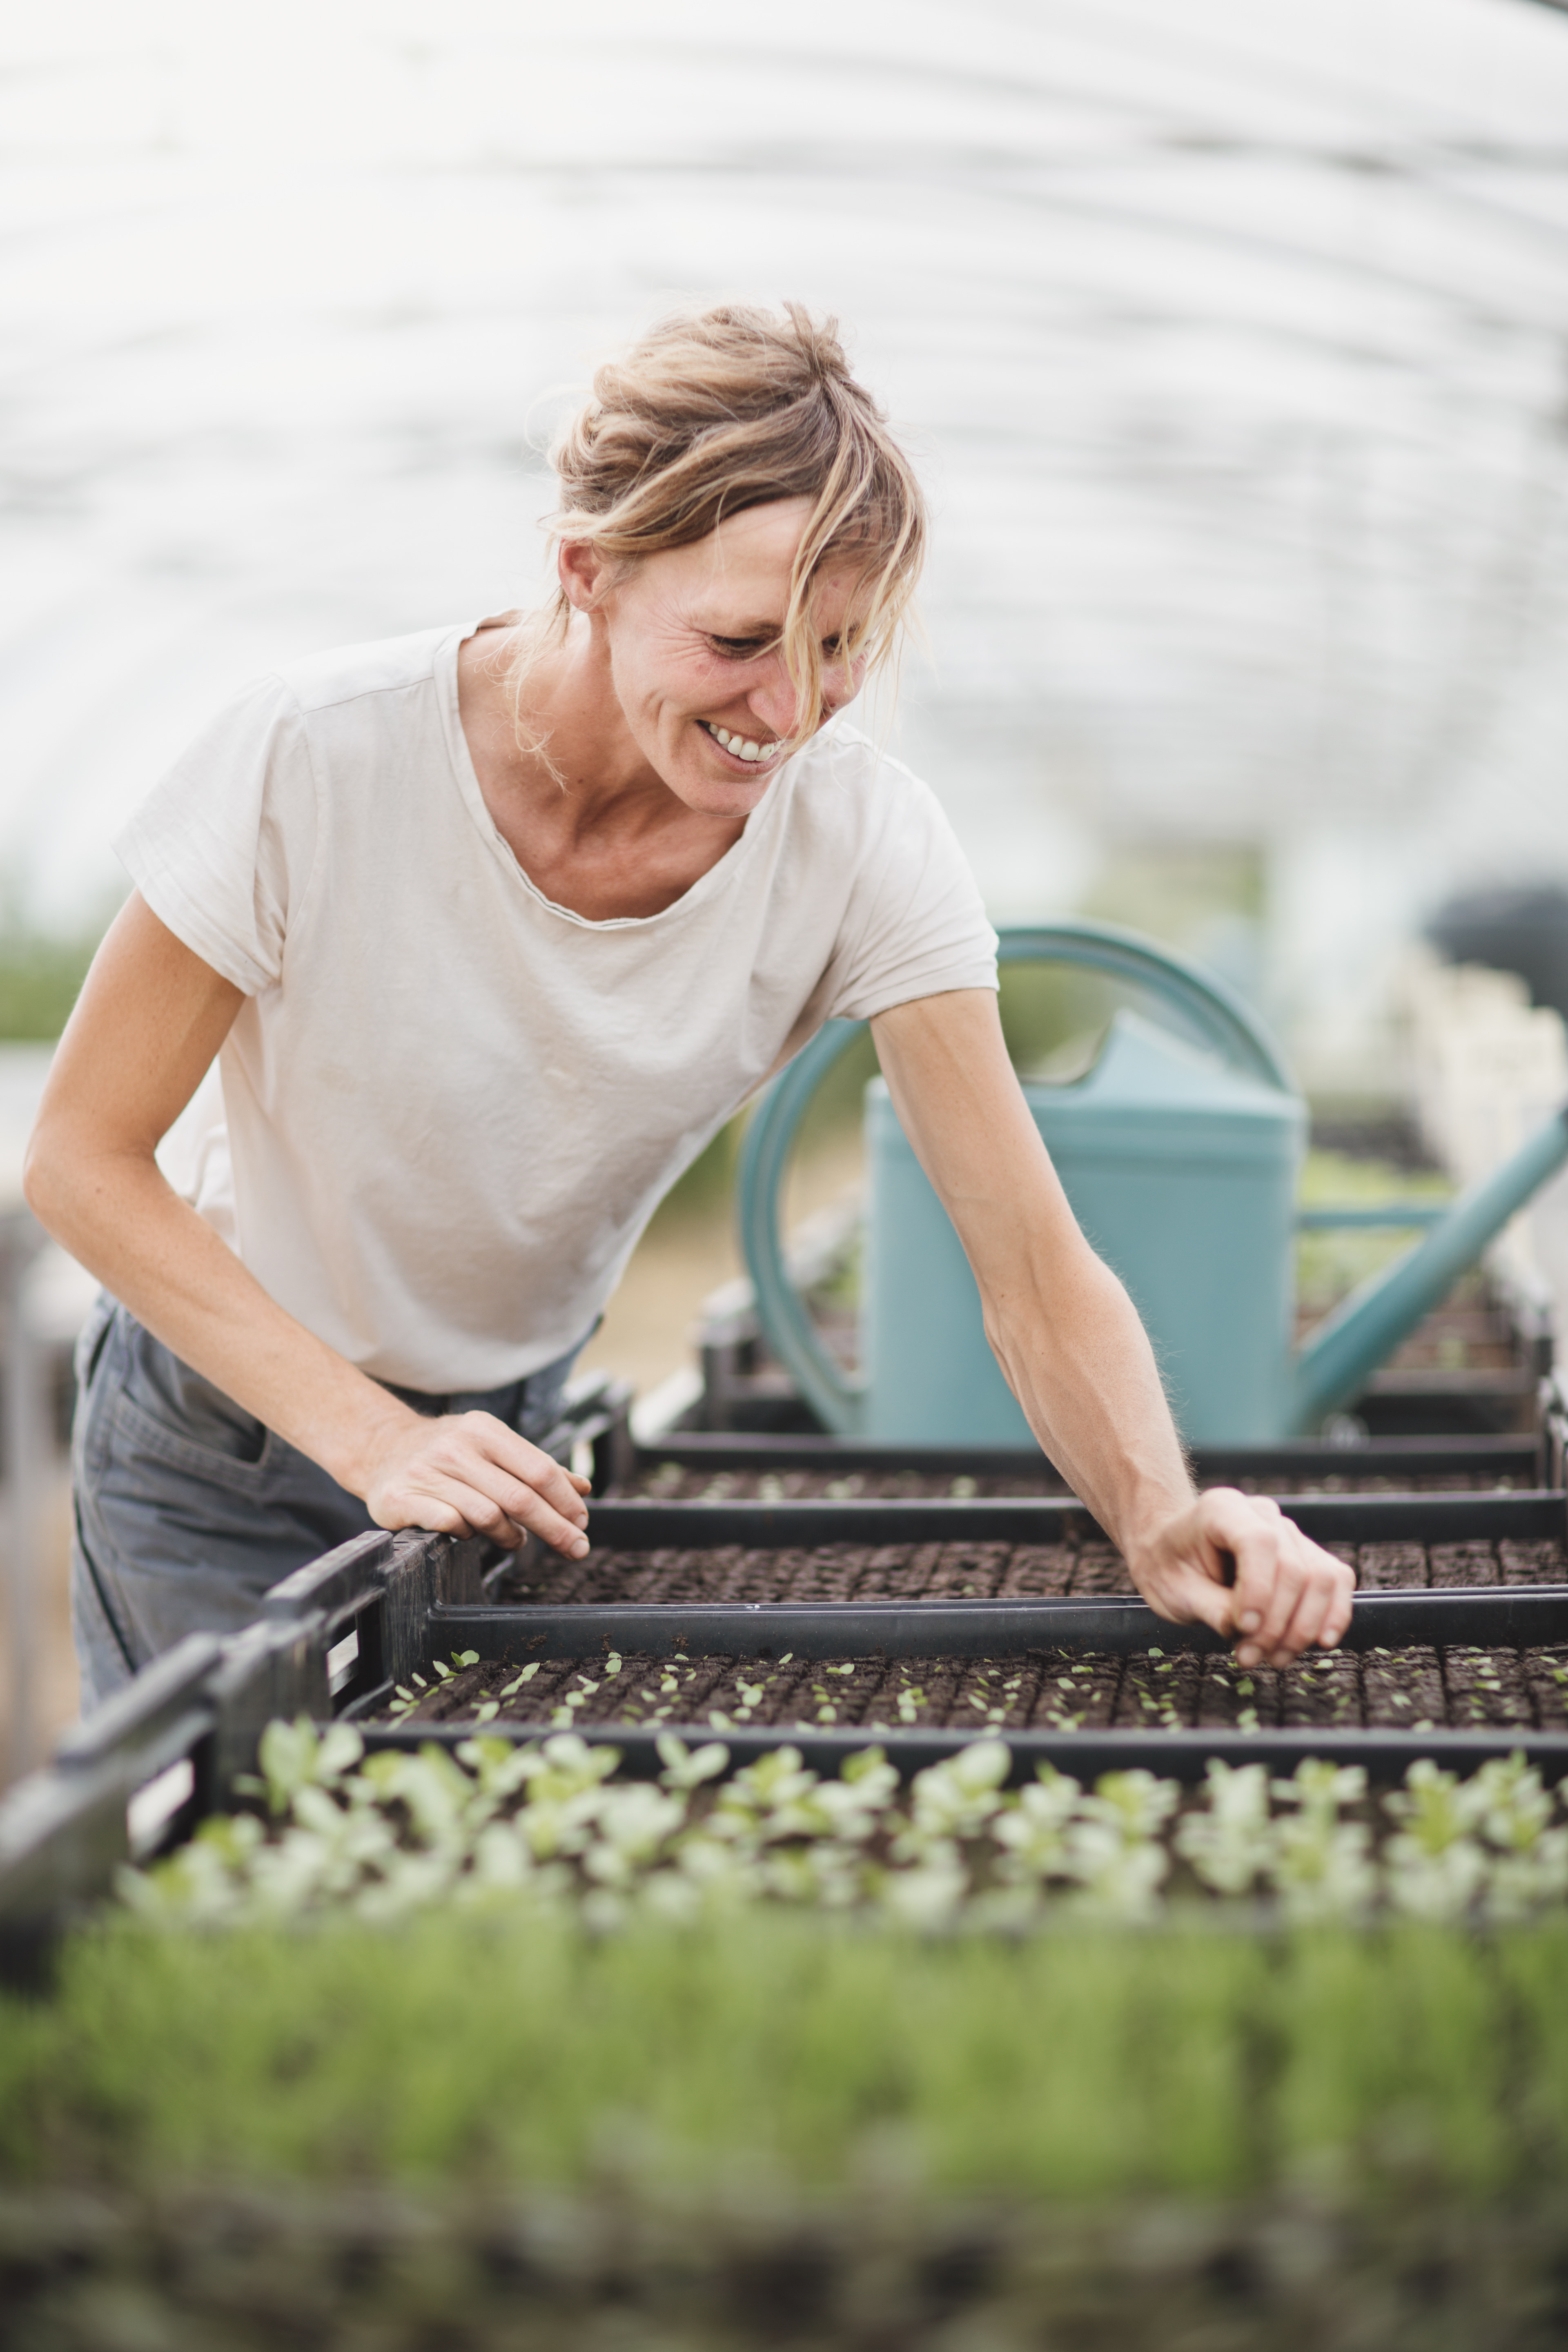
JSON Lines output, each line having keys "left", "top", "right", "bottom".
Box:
{"left": 376, "top": 1333, "right": 588, "bottom": 1432}
{"left": 382, "top": 1374, "right": 533, "bottom": 1422}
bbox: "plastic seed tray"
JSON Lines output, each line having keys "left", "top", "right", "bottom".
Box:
{"left": 491, "top": 1532, "right": 1568, "bottom": 1610}
{"left": 5, "top": 1413, "right": 1568, "bottom": 1951}
{"left": 379, "top": 1625, "right": 1568, "bottom": 1743}
{"left": 364, "top": 1550, "right": 1568, "bottom": 1781}
{"left": 334, "top": 1488, "right": 1568, "bottom": 1781}
{"left": 630, "top": 1431, "right": 1546, "bottom": 1500}
{"left": 579, "top": 1492, "right": 1568, "bottom": 1549}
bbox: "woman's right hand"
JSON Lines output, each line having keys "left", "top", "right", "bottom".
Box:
{"left": 27, "top": 893, "right": 595, "bottom": 1561}
{"left": 360, "top": 1405, "right": 593, "bottom": 1555}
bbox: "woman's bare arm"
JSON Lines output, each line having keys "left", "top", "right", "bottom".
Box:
{"left": 24, "top": 893, "right": 590, "bottom": 1555}
{"left": 869, "top": 988, "right": 1353, "bottom": 1666}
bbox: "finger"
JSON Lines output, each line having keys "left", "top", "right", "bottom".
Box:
{"left": 1144, "top": 1564, "right": 1236, "bottom": 1638}
{"left": 375, "top": 1481, "right": 521, "bottom": 1546}
{"left": 458, "top": 1414, "right": 590, "bottom": 1528}
{"left": 415, "top": 1470, "right": 590, "bottom": 1559}
{"left": 1233, "top": 1538, "right": 1306, "bottom": 1666}
{"left": 488, "top": 1474, "right": 594, "bottom": 1557}
{"left": 1269, "top": 1575, "right": 1338, "bottom": 1665}
{"left": 394, "top": 1447, "right": 590, "bottom": 1558}
{"left": 459, "top": 1412, "right": 591, "bottom": 1518}
{"left": 1272, "top": 1552, "right": 1356, "bottom": 1662}
{"left": 1233, "top": 1503, "right": 1329, "bottom": 1661}
{"left": 1192, "top": 1490, "right": 1277, "bottom": 1595}
{"left": 1196, "top": 1493, "right": 1292, "bottom": 1657}
{"left": 1318, "top": 1559, "right": 1356, "bottom": 1649}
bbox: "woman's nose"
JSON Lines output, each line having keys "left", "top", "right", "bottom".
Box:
{"left": 746, "top": 673, "right": 800, "bottom": 739}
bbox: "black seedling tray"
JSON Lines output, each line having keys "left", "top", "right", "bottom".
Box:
{"left": 348, "top": 1481, "right": 1568, "bottom": 1782}
{"left": 363, "top": 1717, "right": 1568, "bottom": 1784}
{"left": 5, "top": 1425, "right": 1568, "bottom": 1952}
{"left": 423, "top": 1585, "right": 1568, "bottom": 1661}
{"left": 561, "top": 1492, "right": 1568, "bottom": 1549}
{"left": 633, "top": 1430, "right": 1546, "bottom": 1491}
{"left": 361, "top": 1573, "right": 1568, "bottom": 1784}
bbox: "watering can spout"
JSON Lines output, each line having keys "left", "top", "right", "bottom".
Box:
{"left": 1288, "top": 1105, "right": 1568, "bottom": 1435}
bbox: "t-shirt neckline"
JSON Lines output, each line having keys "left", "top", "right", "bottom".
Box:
{"left": 436, "top": 618, "right": 775, "bottom": 932}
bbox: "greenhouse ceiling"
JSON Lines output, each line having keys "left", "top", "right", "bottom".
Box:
{"left": 2, "top": 0, "right": 1568, "bottom": 926}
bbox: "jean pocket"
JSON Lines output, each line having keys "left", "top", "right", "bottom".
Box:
{"left": 74, "top": 1296, "right": 127, "bottom": 1491}
{"left": 73, "top": 1290, "right": 118, "bottom": 1393}
{"left": 110, "top": 1384, "right": 279, "bottom": 1497}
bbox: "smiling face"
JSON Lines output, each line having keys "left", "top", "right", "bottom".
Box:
{"left": 561, "top": 498, "right": 871, "bottom": 819}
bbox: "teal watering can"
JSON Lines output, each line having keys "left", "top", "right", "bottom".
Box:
{"left": 737, "top": 923, "right": 1568, "bottom": 1446}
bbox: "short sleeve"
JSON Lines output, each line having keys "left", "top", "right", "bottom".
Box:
{"left": 821, "top": 755, "right": 998, "bottom": 1020}
{"left": 113, "top": 675, "right": 319, "bottom": 996}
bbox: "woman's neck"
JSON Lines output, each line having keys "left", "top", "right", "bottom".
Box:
{"left": 456, "top": 621, "right": 748, "bottom": 922}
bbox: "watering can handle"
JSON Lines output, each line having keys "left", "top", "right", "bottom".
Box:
{"left": 735, "top": 918, "right": 1293, "bottom": 1437}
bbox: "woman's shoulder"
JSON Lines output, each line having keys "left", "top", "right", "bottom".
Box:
{"left": 777, "top": 719, "right": 954, "bottom": 856}
{"left": 788, "top": 718, "right": 938, "bottom": 810}
{"left": 269, "top": 620, "right": 469, "bottom": 721}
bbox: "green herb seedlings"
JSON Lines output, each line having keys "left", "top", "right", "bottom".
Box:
{"left": 127, "top": 1724, "right": 1568, "bottom": 1938}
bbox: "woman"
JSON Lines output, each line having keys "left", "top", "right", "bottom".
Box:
{"left": 27, "top": 302, "right": 1352, "bottom": 1708}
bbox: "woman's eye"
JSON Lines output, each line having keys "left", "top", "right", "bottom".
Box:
{"left": 709, "top": 636, "right": 770, "bottom": 660}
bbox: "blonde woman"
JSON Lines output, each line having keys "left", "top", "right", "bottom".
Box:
{"left": 27, "top": 303, "right": 1352, "bottom": 1706}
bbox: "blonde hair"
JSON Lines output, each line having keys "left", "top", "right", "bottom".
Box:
{"left": 510, "top": 302, "right": 927, "bottom": 755}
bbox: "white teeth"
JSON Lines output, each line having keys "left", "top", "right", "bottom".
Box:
{"left": 705, "top": 721, "right": 781, "bottom": 762}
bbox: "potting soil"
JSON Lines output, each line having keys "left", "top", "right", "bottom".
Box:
{"left": 495, "top": 1534, "right": 1566, "bottom": 1608}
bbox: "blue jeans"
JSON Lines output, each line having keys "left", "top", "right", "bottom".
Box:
{"left": 70, "top": 1294, "right": 581, "bottom": 1711}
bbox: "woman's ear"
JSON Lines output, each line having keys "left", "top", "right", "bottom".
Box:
{"left": 559, "top": 541, "right": 609, "bottom": 613}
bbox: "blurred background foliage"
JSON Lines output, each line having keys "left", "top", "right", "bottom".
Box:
{"left": 0, "top": 918, "right": 108, "bottom": 1042}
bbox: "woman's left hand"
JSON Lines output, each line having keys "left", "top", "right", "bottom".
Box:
{"left": 1125, "top": 1488, "right": 1356, "bottom": 1666}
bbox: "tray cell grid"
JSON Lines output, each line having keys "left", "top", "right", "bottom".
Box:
{"left": 385, "top": 1640, "right": 1568, "bottom": 1740}
{"left": 497, "top": 1536, "right": 1568, "bottom": 1613}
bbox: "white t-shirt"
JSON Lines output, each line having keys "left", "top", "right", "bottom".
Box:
{"left": 115, "top": 620, "right": 998, "bottom": 1392}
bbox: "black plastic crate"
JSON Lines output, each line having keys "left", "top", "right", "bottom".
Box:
{"left": 624, "top": 1429, "right": 1548, "bottom": 1497}
{"left": 362, "top": 1503, "right": 1568, "bottom": 1784}
{"left": 7, "top": 1405, "right": 1568, "bottom": 1950}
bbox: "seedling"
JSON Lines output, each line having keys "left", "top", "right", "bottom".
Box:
{"left": 432, "top": 1649, "right": 481, "bottom": 1686}
{"left": 124, "top": 1691, "right": 1568, "bottom": 1938}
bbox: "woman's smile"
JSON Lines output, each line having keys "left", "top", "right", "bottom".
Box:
{"left": 698, "top": 717, "right": 786, "bottom": 768}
